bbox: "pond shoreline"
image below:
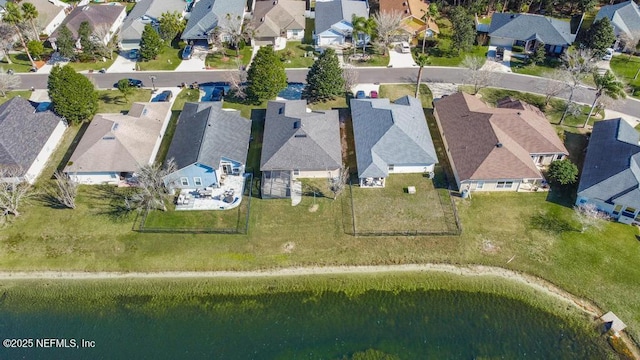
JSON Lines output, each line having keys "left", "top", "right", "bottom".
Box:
{"left": 1, "top": 263, "right": 638, "bottom": 358}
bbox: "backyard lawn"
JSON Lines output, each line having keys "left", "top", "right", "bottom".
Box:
{"left": 96, "top": 88, "right": 154, "bottom": 113}
{"left": 610, "top": 55, "right": 640, "bottom": 98}
{"left": 205, "top": 47, "right": 252, "bottom": 69}
{"left": 137, "top": 45, "right": 182, "bottom": 71}
{"left": 276, "top": 41, "right": 316, "bottom": 68}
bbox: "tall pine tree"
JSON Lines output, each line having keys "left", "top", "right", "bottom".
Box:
{"left": 450, "top": 7, "right": 475, "bottom": 54}
{"left": 139, "top": 24, "right": 163, "bottom": 61}
{"left": 303, "top": 48, "right": 345, "bottom": 103}
{"left": 246, "top": 46, "right": 287, "bottom": 101}
{"left": 584, "top": 18, "right": 615, "bottom": 58}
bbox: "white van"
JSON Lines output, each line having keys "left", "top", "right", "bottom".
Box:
{"left": 602, "top": 48, "right": 614, "bottom": 61}
{"left": 401, "top": 42, "right": 411, "bottom": 53}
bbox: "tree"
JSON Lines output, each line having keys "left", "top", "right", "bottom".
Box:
{"left": 225, "top": 68, "right": 247, "bottom": 99}
{"left": 78, "top": 21, "right": 94, "bottom": 54}
{"left": 47, "top": 65, "right": 98, "bottom": 124}
{"left": 584, "top": 18, "right": 616, "bottom": 58}
{"left": 49, "top": 171, "right": 78, "bottom": 209}
{"left": 584, "top": 70, "right": 626, "bottom": 127}
{"left": 531, "top": 42, "right": 546, "bottom": 65}
{"left": 462, "top": 55, "right": 492, "bottom": 94}
{"left": 158, "top": 11, "right": 185, "bottom": 42}
{"left": 559, "top": 48, "right": 594, "bottom": 124}
{"left": 372, "top": 11, "right": 402, "bottom": 56}
{"left": 352, "top": 15, "right": 375, "bottom": 55}
{"left": 139, "top": 24, "right": 163, "bottom": 61}
{"left": 127, "top": 160, "right": 176, "bottom": 212}
{"left": 26, "top": 39, "right": 42, "bottom": 59}
{"left": 21, "top": 2, "right": 38, "bottom": 40}
{"left": 342, "top": 64, "right": 359, "bottom": 93}
{"left": 303, "top": 48, "right": 345, "bottom": 103}
{"left": 537, "top": 70, "right": 568, "bottom": 107}
{"left": 574, "top": 203, "right": 609, "bottom": 233}
{"left": 0, "top": 167, "right": 34, "bottom": 217}
{"left": 55, "top": 25, "right": 75, "bottom": 59}
{"left": 219, "top": 14, "right": 253, "bottom": 57}
{"left": 246, "top": 46, "right": 287, "bottom": 101}
{"left": 547, "top": 159, "right": 578, "bottom": 186}
{"left": 414, "top": 53, "right": 429, "bottom": 97}
{"left": 0, "top": 68, "right": 20, "bottom": 96}
{"left": 328, "top": 168, "right": 350, "bottom": 200}
{"left": 93, "top": 24, "right": 118, "bottom": 60}
{"left": 0, "top": 24, "right": 15, "bottom": 64}
{"left": 449, "top": 7, "right": 475, "bottom": 54}
{"left": 421, "top": 3, "right": 439, "bottom": 53}
{"left": 2, "top": 2, "right": 36, "bottom": 68}
{"left": 620, "top": 31, "right": 640, "bottom": 58}
{"left": 116, "top": 78, "right": 133, "bottom": 101}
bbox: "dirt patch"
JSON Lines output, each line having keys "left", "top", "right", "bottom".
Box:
{"left": 309, "top": 204, "right": 319, "bottom": 212}
{"left": 282, "top": 242, "right": 295, "bottom": 253}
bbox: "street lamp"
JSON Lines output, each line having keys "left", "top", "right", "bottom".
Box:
{"left": 149, "top": 75, "right": 157, "bottom": 92}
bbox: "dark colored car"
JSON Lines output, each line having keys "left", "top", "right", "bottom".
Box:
{"left": 370, "top": 90, "right": 378, "bottom": 98}
{"left": 355, "top": 90, "right": 366, "bottom": 99}
{"left": 182, "top": 45, "right": 193, "bottom": 60}
{"left": 129, "top": 49, "right": 138, "bottom": 59}
{"left": 115, "top": 78, "right": 144, "bottom": 88}
{"left": 211, "top": 87, "right": 225, "bottom": 101}
{"left": 496, "top": 46, "right": 504, "bottom": 61}
{"left": 155, "top": 90, "right": 173, "bottom": 102}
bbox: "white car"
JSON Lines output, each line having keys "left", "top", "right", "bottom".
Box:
{"left": 602, "top": 48, "right": 614, "bottom": 61}
{"left": 400, "top": 42, "right": 411, "bottom": 53}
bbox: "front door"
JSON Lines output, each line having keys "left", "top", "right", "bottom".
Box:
{"left": 222, "top": 164, "right": 232, "bottom": 174}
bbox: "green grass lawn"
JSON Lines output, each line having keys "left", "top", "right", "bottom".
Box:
{"left": 346, "top": 47, "right": 390, "bottom": 67}
{"left": 137, "top": 45, "right": 182, "bottom": 71}
{"left": 96, "top": 88, "right": 154, "bottom": 113}
{"left": 610, "top": 55, "right": 640, "bottom": 98}
{"left": 172, "top": 87, "right": 201, "bottom": 111}
{"left": 66, "top": 52, "right": 117, "bottom": 72}
{"left": 422, "top": 18, "right": 488, "bottom": 67}
{"left": 0, "top": 90, "right": 32, "bottom": 105}
{"left": 0, "top": 53, "right": 36, "bottom": 73}
{"left": 379, "top": 84, "right": 432, "bottom": 108}
{"left": 276, "top": 41, "right": 316, "bottom": 68}
{"left": 509, "top": 56, "right": 563, "bottom": 77}
{"left": 205, "top": 47, "right": 252, "bottom": 69}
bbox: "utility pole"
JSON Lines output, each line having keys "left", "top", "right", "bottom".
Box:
{"left": 149, "top": 75, "right": 156, "bottom": 92}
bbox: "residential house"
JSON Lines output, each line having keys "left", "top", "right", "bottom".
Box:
{"left": 49, "top": 4, "right": 127, "bottom": 50}
{"left": 163, "top": 102, "right": 251, "bottom": 192}
{"left": 576, "top": 118, "right": 640, "bottom": 225}
{"left": 0, "top": 97, "right": 66, "bottom": 184}
{"left": 433, "top": 92, "right": 568, "bottom": 192}
{"left": 350, "top": 96, "right": 438, "bottom": 188}
{"left": 379, "top": 0, "right": 439, "bottom": 42}
{"left": 120, "top": 0, "right": 186, "bottom": 50}
{"left": 260, "top": 100, "right": 342, "bottom": 198}
{"left": 250, "top": 0, "right": 306, "bottom": 47}
{"left": 594, "top": 0, "right": 640, "bottom": 48}
{"left": 488, "top": 13, "right": 577, "bottom": 54}
{"left": 30, "top": 0, "right": 69, "bottom": 36}
{"left": 314, "top": 0, "right": 369, "bottom": 47}
{"left": 65, "top": 102, "right": 172, "bottom": 185}
{"left": 181, "top": 0, "right": 246, "bottom": 44}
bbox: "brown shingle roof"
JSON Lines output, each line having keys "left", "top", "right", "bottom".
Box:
{"left": 434, "top": 92, "right": 568, "bottom": 182}
{"left": 50, "top": 4, "right": 125, "bottom": 40}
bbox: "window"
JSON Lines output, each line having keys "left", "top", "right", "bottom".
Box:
{"left": 293, "top": 121, "right": 300, "bottom": 129}
{"left": 180, "top": 177, "right": 189, "bottom": 186}
{"left": 496, "top": 181, "right": 513, "bottom": 189}
{"left": 556, "top": 154, "right": 563, "bottom": 160}
{"left": 279, "top": 107, "right": 284, "bottom": 114}
{"left": 388, "top": 164, "right": 395, "bottom": 172}
{"left": 622, "top": 207, "right": 637, "bottom": 217}
{"left": 293, "top": 169, "right": 300, "bottom": 176}
{"left": 194, "top": 177, "right": 202, "bottom": 186}
{"left": 613, "top": 205, "right": 622, "bottom": 215}
{"left": 476, "top": 181, "right": 484, "bottom": 189}
{"left": 292, "top": 30, "right": 299, "bottom": 36}
{"left": 625, "top": 207, "right": 636, "bottom": 214}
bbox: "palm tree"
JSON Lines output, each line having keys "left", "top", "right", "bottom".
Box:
{"left": 583, "top": 70, "right": 626, "bottom": 127}
{"left": 421, "top": 3, "right": 439, "bottom": 53}
{"left": 21, "top": 2, "right": 39, "bottom": 40}
{"left": 415, "top": 53, "right": 430, "bottom": 97}
{"left": 352, "top": 15, "right": 374, "bottom": 55}
{"left": 2, "top": 2, "right": 35, "bottom": 68}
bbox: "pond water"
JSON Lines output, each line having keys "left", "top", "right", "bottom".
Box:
{"left": 0, "top": 289, "right": 610, "bottom": 359}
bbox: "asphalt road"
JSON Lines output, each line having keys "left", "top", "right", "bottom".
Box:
{"left": 17, "top": 67, "right": 640, "bottom": 116}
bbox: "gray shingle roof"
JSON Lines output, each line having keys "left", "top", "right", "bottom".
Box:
{"left": 578, "top": 119, "right": 640, "bottom": 208}
{"left": 0, "top": 97, "right": 63, "bottom": 174}
{"left": 488, "top": 13, "right": 575, "bottom": 45}
{"left": 50, "top": 4, "right": 126, "bottom": 40}
{"left": 350, "top": 96, "right": 438, "bottom": 178}
{"left": 167, "top": 102, "right": 251, "bottom": 170}
{"left": 315, "top": 0, "right": 369, "bottom": 35}
{"left": 595, "top": 0, "right": 640, "bottom": 39}
{"left": 260, "top": 100, "right": 342, "bottom": 171}
{"left": 121, "top": 0, "right": 185, "bottom": 43}
{"left": 181, "top": 0, "right": 245, "bottom": 40}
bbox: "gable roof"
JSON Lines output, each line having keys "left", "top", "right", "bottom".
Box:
{"left": 434, "top": 92, "right": 568, "bottom": 182}
{"left": 578, "top": 118, "right": 640, "bottom": 208}
{"left": 121, "top": 0, "right": 185, "bottom": 42}
{"left": 260, "top": 100, "right": 342, "bottom": 171}
{"left": 252, "top": 0, "right": 306, "bottom": 38}
{"left": 167, "top": 102, "right": 251, "bottom": 170}
{"left": 0, "top": 97, "right": 64, "bottom": 175}
{"left": 315, "top": 0, "right": 369, "bottom": 35}
{"left": 595, "top": 0, "right": 640, "bottom": 39}
{"left": 66, "top": 102, "right": 171, "bottom": 173}
{"left": 50, "top": 4, "right": 126, "bottom": 40}
{"left": 488, "top": 13, "right": 575, "bottom": 45}
{"left": 181, "top": 0, "right": 245, "bottom": 40}
{"left": 350, "top": 96, "right": 438, "bottom": 178}
{"left": 30, "top": 0, "right": 67, "bottom": 27}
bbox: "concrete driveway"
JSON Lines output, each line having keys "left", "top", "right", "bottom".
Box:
{"left": 175, "top": 45, "right": 207, "bottom": 72}
{"left": 483, "top": 45, "right": 512, "bottom": 73}
{"left": 108, "top": 51, "right": 139, "bottom": 72}
{"left": 350, "top": 83, "right": 380, "bottom": 98}
{"left": 388, "top": 44, "right": 416, "bottom": 68}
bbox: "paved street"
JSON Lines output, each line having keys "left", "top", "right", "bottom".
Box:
{"left": 15, "top": 67, "right": 640, "bottom": 118}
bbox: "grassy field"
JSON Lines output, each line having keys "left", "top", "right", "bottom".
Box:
{"left": 276, "top": 41, "right": 316, "bottom": 68}
{"left": 137, "top": 45, "right": 182, "bottom": 71}
{"left": 205, "top": 47, "right": 252, "bottom": 69}
{"left": 610, "top": 55, "right": 640, "bottom": 98}
{"left": 96, "top": 88, "right": 154, "bottom": 113}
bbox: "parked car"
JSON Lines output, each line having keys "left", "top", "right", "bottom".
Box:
{"left": 182, "top": 45, "right": 193, "bottom": 60}
{"left": 496, "top": 46, "right": 504, "bottom": 61}
{"left": 114, "top": 78, "right": 144, "bottom": 88}
{"left": 400, "top": 42, "right": 411, "bottom": 53}
{"left": 370, "top": 90, "right": 378, "bottom": 98}
{"left": 128, "top": 49, "right": 138, "bottom": 60}
{"left": 210, "top": 86, "right": 225, "bottom": 101}
{"left": 355, "top": 90, "right": 366, "bottom": 99}
{"left": 155, "top": 90, "right": 173, "bottom": 102}
{"left": 602, "top": 48, "right": 614, "bottom": 61}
